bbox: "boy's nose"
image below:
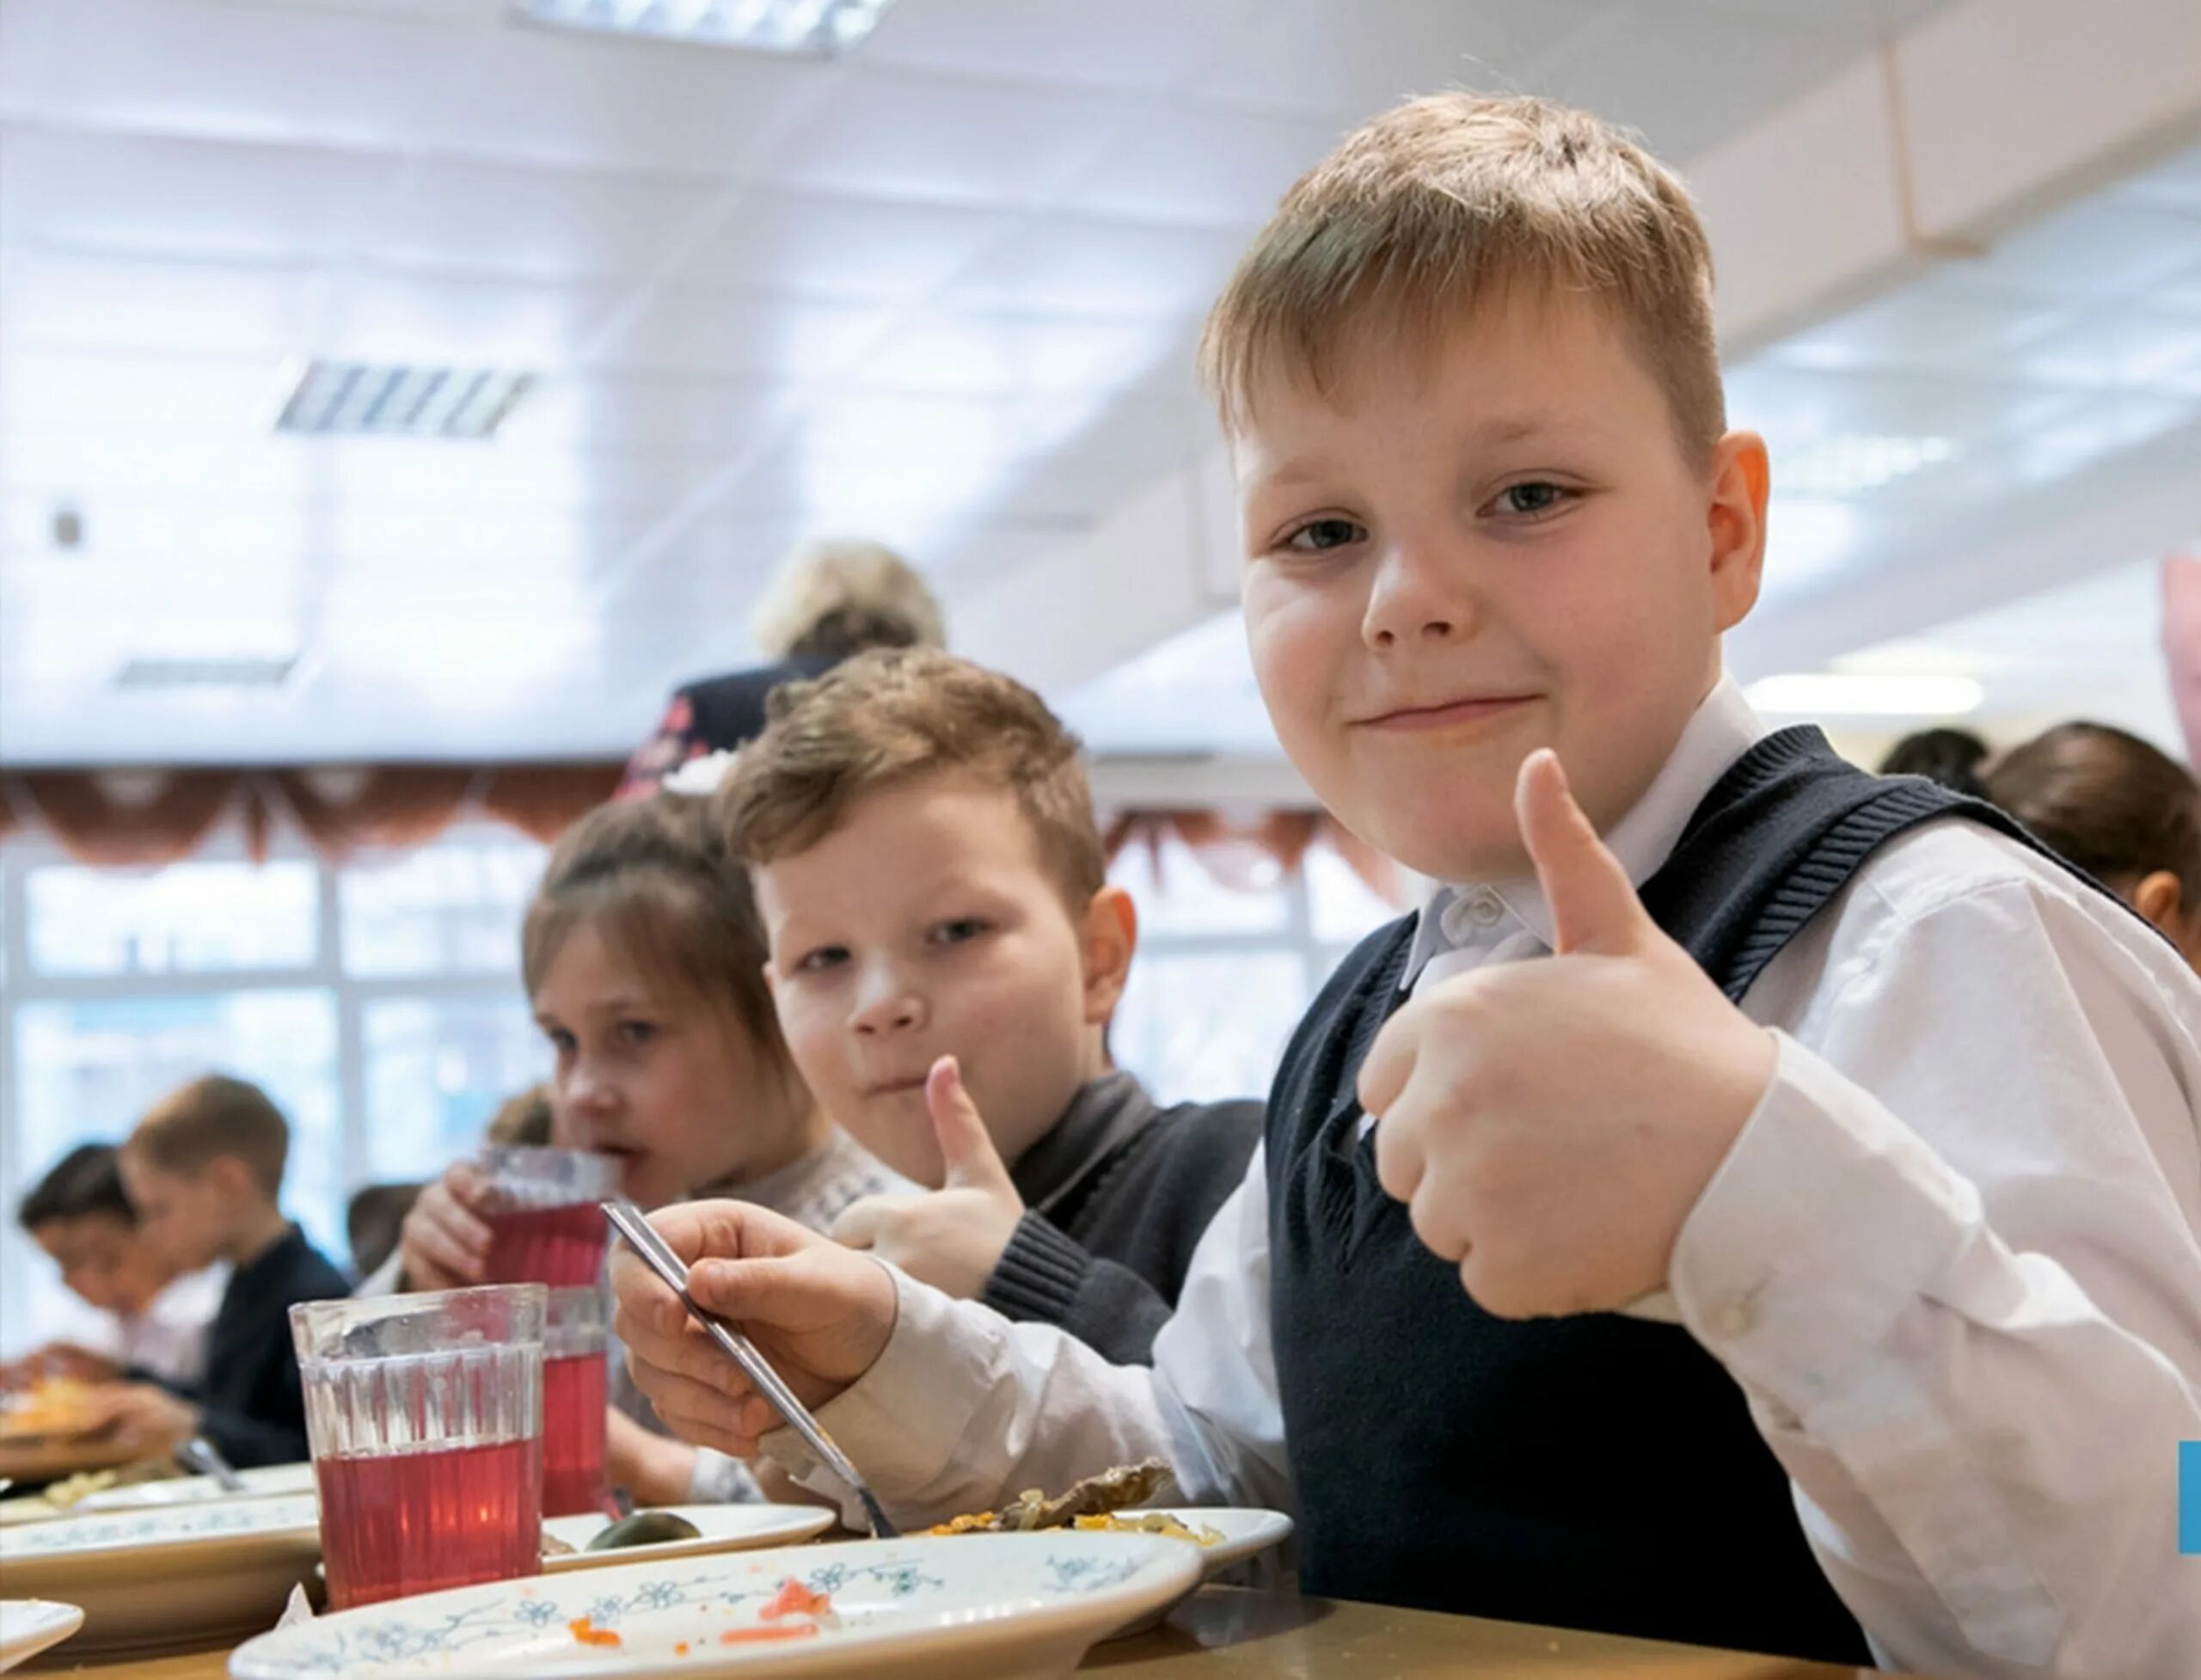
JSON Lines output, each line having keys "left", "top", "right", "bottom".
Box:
{"left": 850, "top": 980, "right": 927, "bottom": 1036}
{"left": 1363, "top": 541, "right": 1470, "bottom": 648}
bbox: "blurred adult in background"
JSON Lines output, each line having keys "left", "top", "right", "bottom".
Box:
{"left": 1884, "top": 720, "right": 2201, "bottom": 969}
{"left": 4, "top": 1143, "right": 224, "bottom": 1389}
{"left": 619, "top": 539, "right": 946, "bottom": 794}
{"left": 2166, "top": 554, "right": 2201, "bottom": 772}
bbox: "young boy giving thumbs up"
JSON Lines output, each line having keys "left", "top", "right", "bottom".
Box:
{"left": 615, "top": 95, "right": 2201, "bottom": 1679}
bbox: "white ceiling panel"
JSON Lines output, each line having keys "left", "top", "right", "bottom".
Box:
{"left": 0, "top": 130, "right": 396, "bottom": 261}
{"left": 757, "top": 69, "right": 1122, "bottom": 207}
{"left": 358, "top": 158, "right": 724, "bottom": 282}
{"left": 412, "top": 17, "right": 821, "bottom": 175}
{"left": 495, "top": 374, "right": 788, "bottom": 461}
{"left": 588, "top": 289, "right": 889, "bottom": 381}
{"left": 684, "top": 187, "right": 1008, "bottom": 304}
{"left": 1060, "top": 105, "right": 1346, "bottom": 230}
{"left": 3, "top": 0, "right": 460, "bottom": 148}
{"left": 3, "top": 250, "right": 322, "bottom": 357}
{"left": 858, "top": 0, "right": 1251, "bottom": 96}
{"left": 320, "top": 267, "right": 619, "bottom": 365}
{"left": 1212, "top": 0, "right": 1620, "bottom": 122}
{"left": 954, "top": 215, "right": 1250, "bottom": 318}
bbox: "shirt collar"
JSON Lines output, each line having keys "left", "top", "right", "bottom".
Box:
{"left": 1401, "top": 674, "right": 1768, "bottom": 988}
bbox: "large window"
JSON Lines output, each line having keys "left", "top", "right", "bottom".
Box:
{"left": 1107, "top": 832, "right": 1404, "bottom": 1106}
{"left": 0, "top": 819, "right": 1402, "bottom": 1354}
{"left": 0, "top": 826, "right": 550, "bottom": 1352}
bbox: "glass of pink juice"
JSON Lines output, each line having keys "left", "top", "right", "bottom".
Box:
{"left": 541, "top": 1285, "right": 614, "bottom": 1518}
{"left": 291, "top": 1285, "right": 546, "bottom": 1610}
{"left": 477, "top": 1146, "right": 621, "bottom": 1286}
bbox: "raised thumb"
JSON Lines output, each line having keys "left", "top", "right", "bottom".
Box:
{"left": 1516, "top": 749, "right": 1652, "bottom": 957}
{"left": 926, "top": 1055, "right": 1010, "bottom": 1190}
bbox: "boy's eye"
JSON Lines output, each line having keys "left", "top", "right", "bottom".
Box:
{"left": 1280, "top": 517, "right": 1366, "bottom": 555}
{"left": 544, "top": 1028, "right": 576, "bottom": 1056}
{"left": 928, "top": 917, "right": 990, "bottom": 947}
{"left": 795, "top": 946, "right": 849, "bottom": 975}
{"left": 1490, "top": 481, "right": 1571, "bottom": 517}
{"left": 616, "top": 1020, "right": 655, "bottom": 1047}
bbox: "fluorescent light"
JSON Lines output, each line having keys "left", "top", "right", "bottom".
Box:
{"left": 510, "top": 0, "right": 898, "bottom": 55}
{"left": 1746, "top": 672, "right": 1985, "bottom": 718}
{"left": 274, "top": 362, "right": 535, "bottom": 440}
{"left": 1777, "top": 433, "right": 1956, "bottom": 499}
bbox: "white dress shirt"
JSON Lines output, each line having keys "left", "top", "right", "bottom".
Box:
{"left": 56, "top": 1264, "right": 226, "bottom": 1388}
{"left": 762, "top": 678, "right": 2201, "bottom": 1678}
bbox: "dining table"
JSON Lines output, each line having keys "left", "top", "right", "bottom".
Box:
{"left": 28, "top": 1585, "right": 1906, "bottom": 1678}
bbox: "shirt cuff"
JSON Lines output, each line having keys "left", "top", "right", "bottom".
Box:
{"left": 1671, "top": 1028, "right": 1981, "bottom": 1417}
{"left": 757, "top": 1266, "right": 991, "bottom": 1500}
{"left": 979, "top": 1211, "right": 1090, "bottom": 1327}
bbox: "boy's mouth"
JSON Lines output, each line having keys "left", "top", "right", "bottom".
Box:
{"left": 860, "top": 1074, "right": 930, "bottom": 1100}
{"left": 1352, "top": 693, "right": 1540, "bottom": 733}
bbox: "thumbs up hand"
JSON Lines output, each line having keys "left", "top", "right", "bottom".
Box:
{"left": 830, "top": 1056, "right": 1029, "bottom": 1301}
{"left": 1362, "top": 750, "right": 1778, "bottom": 1319}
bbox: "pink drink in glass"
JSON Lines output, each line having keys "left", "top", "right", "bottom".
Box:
{"left": 477, "top": 1147, "right": 620, "bottom": 1286}
{"left": 317, "top": 1437, "right": 544, "bottom": 1609}
{"left": 541, "top": 1286, "right": 614, "bottom": 1518}
{"left": 291, "top": 1285, "right": 546, "bottom": 1611}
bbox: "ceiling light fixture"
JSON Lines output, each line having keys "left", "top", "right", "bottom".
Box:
{"left": 511, "top": 0, "right": 898, "bottom": 56}
{"left": 1745, "top": 672, "right": 1985, "bottom": 718}
{"left": 274, "top": 362, "right": 535, "bottom": 440}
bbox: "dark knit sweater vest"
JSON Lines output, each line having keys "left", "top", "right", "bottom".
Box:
{"left": 1267, "top": 727, "right": 2080, "bottom": 1664}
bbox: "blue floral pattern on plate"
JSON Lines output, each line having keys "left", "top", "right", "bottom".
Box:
{"left": 0, "top": 1494, "right": 320, "bottom": 1557}
{"left": 232, "top": 1535, "right": 1203, "bottom": 1677}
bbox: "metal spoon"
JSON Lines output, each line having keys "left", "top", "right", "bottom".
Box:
{"left": 601, "top": 1198, "right": 898, "bottom": 1539}
{"left": 175, "top": 1435, "right": 247, "bottom": 1493}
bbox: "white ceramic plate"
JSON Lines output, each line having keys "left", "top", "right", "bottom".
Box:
{"left": 0, "top": 1601, "right": 84, "bottom": 1673}
{"left": 0, "top": 1494, "right": 321, "bottom": 1662}
{"left": 232, "top": 1532, "right": 1204, "bottom": 1680}
{"left": 0, "top": 1462, "right": 317, "bottom": 1527}
{"left": 542, "top": 1505, "right": 836, "bottom": 1573}
{"left": 1120, "top": 1508, "right": 1293, "bottom": 1578}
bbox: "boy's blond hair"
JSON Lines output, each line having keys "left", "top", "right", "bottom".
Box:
{"left": 1199, "top": 92, "right": 1726, "bottom": 463}
{"left": 127, "top": 1074, "right": 290, "bottom": 1199}
{"left": 720, "top": 648, "right": 1106, "bottom": 912}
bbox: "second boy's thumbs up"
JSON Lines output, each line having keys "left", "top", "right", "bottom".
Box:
{"left": 925, "top": 1056, "right": 1015, "bottom": 1193}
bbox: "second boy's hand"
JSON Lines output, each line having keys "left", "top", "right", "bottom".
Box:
{"left": 830, "top": 1056, "right": 1028, "bottom": 1300}
{"left": 1360, "top": 748, "right": 1780, "bottom": 1320}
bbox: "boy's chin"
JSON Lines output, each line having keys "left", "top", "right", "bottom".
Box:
{"left": 1364, "top": 806, "right": 1533, "bottom": 886}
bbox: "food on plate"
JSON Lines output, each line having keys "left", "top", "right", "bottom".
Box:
{"left": 1071, "top": 1511, "right": 1224, "bottom": 1546}
{"left": 567, "top": 1616, "right": 622, "bottom": 1649}
{"left": 32, "top": 1468, "right": 120, "bottom": 1509}
{"left": 926, "top": 1457, "right": 1177, "bottom": 1535}
{"left": 0, "top": 1377, "right": 97, "bottom": 1439}
{"left": 584, "top": 1510, "right": 703, "bottom": 1552}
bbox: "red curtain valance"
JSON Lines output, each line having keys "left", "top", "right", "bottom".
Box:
{"left": 0, "top": 763, "right": 625, "bottom": 868}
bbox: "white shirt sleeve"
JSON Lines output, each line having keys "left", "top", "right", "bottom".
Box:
{"left": 1673, "top": 855, "right": 2201, "bottom": 1679}
{"left": 759, "top": 1146, "right": 1291, "bottom": 1529}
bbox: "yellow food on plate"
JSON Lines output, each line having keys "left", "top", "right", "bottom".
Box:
{"left": 0, "top": 1377, "right": 96, "bottom": 1439}
{"left": 926, "top": 1459, "right": 1182, "bottom": 1536}
{"left": 1071, "top": 1511, "right": 1224, "bottom": 1546}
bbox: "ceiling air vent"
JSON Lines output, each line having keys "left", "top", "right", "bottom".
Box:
{"left": 274, "top": 362, "right": 534, "bottom": 440}
{"left": 113, "top": 656, "right": 301, "bottom": 692}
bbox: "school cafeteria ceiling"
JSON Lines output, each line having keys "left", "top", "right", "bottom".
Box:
{"left": 0, "top": 0, "right": 2195, "bottom": 768}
